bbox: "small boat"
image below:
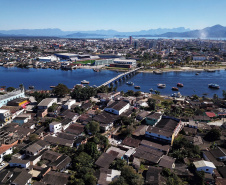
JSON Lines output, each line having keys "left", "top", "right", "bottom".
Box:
{"left": 29, "top": 86, "right": 34, "bottom": 89}
{"left": 195, "top": 73, "right": 199, "bottom": 75}
{"left": 134, "top": 86, "right": 140, "bottom": 89}
{"left": 205, "top": 69, "right": 216, "bottom": 72}
{"left": 153, "top": 70, "right": 163, "bottom": 74}
{"left": 157, "top": 84, "right": 166, "bottom": 88}
{"left": 81, "top": 80, "right": 90, "bottom": 84}
{"left": 50, "top": 86, "right": 55, "bottom": 88}
{"left": 149, "top": 88, "right": 154, "bottom": 92}
{"left": 93, "top": 68, "right": 100, "bottom": 72}
{"left": 172, "top": 87, "right": 179, "bottom": 91}
{"left": 126, "top": 81, "right": 134, "bottom": 85}
{"left": 208, "top": 83, "right": 220, "bottom": 89}
{"left": 177, "top": 83, "right": 183, "bottom": 87}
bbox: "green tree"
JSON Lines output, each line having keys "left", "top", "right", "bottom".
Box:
{"left": 3, "top": 154, "right": 12, "bottom": 162}
{"left": 7, "top": 87, "right": 15, "bottom": 92}
{"left": 110, "top": 158, "right": 126, "bottom": 170}
{"left": 71, "top": 86, "right": 97, "bottom": 101}
{"left": 85, "top": 121, "right": 100, "bottom": 135}
{"left": 84, "top": 142, "right": 99, "bottom": 159}
{"left": 48, "top": 103, "right": 58, "bottom": 112}
{"left": 204, "top": 128, "right": 221, "bottom": 141}
{"left": 28, "top": 133, "right": 39, "bottom": 142}
{"left": 147, "top": 98, "right": 156, "bottom": 111}
{"left": 52, "top": 83, "right": 70, "bottom": 97}
{"left": 223, "top": 90, "right": 226, "bottom": 100}
{"left": 121, "top": 166, "right": 144, "bottom": 185}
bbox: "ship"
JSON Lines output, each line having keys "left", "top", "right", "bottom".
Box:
{"left": 134, "top": 86, "right": 140, "bottom": 89}
{"left": 177, "top": 83, "right": 183, "bottom": 87}
{"left": 172, "top": 87, "right": 179, "bottom": 91}
{"left": 157, "top": 84, "right": 166, "bottom": 88}
{"left": 126, "top": 81, "right": 134, "bottom": 85}
{"left": 208, "top": 83, "right": 220, "bottom": 89}
{"left": 81, "top": 80, "right": 90, "bottom": 84}
{"left": 153, "top": 70, "right": 163, "bottom": 74}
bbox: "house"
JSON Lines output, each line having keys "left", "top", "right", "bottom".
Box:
{"left": 37, "top": 98, "right": 57, "bottom": 110}
{"left": 193, "top": 160, "right": 216, "bottom": 174}
{"left": 95, "top": 153, "right": 116, "bottom": 169}
{"left": 93, "top": 111, "right": 119, "bottom": 132}
{"left": 44, "top": 135, "right": 74, "bottom": 147}
{"left": 0, "top": 168, "right": 32, "bottom": 185}
{"left": 0, "top": 109, "right": 11, "bottom": 125}
{"left": 25, "top": 140, "right": 49, "bottom": 156}
{"left": 98, "top": 168, "right": 121, "bottom": 185}
{"left": 41, "top": 171, "right": 70, "bottom": 185}
{"left": 50, "top": 155, "right": 71, "bottom": 172}
{"left": 158, "top": 155, "right": 175, "bottom": 169}
{"left": 145, "top": 117, "right": 183, "bottom": 145}
{"left": 145, "top": 112, "right": 162, "bottom": 126}
{"left": 0, "top": 143, "right": 15, "bottom": 163}
{"left": 203, "top": 151, "right": 224, "bottom": 167}
{"left": 41, "top": 150, "right": 62, "bottom": 163}
{"left": 106, "top": 146, "right": 126, "bottom": 159}
{"left": 140, "top": 140, "right": 170, "bottom": 154}
{"left": 13, "top": 113, "right": 31, "bottom": 126}
{"left": 205, "top": 112, "right": 217, "bottom": 119}
{"left": 60, "top": 110, "right": 79, "bottom": 121}
{"left": 49, "top": 122, "right": 62, "bottom": 133}
{"left": 122, "top": 137, "right": 141, "bottom": 148}
{"left": 209, "top": 147, "right": 226, "bottom": 161}
{"left": 62, "top": 99, "right": 76, "bottom": 110}
{"left": 133, "top": 145, "right": 163, "bottom": 164}
{"left": 9, "top": 158, "right": 30, "bottom": 168}
{"left": 136, "top": 111, "right": 150, "bottom": 121}
{"left": 145, "top": 166, "right": 164, "bottom": 185}
{"left": 217, "top": 166, "right": 226, "bottom": 178}
{"left": 65, "top": 123, "right": 84, "bottom": 136}
{"left": 104, "top": 100, "right": 130, "bottom": 115}
{"left": 132, "top": 125, "right": 149, "bottom": 138}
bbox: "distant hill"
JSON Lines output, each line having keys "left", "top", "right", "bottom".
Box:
{"left": 0, "top": 25, "right": 226, "bottom": 38}
{"left": 153, "top": 25, "right": 226, "bottom": 38}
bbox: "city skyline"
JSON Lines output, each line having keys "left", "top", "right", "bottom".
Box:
{"left": 1, "top": 0, "right": 226, "bottom": 32}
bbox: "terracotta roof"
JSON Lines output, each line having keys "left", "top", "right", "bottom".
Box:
{"left": 0, "top": 141, "right": 18, "bottom": 155}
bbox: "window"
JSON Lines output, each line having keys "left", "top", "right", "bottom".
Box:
{"left": 206, "top": 169, "right": 209, "bottom": 171}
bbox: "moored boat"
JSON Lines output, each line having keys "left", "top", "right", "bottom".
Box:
{"left": 153, "top": 70, "right": 163, "bottom": 74}
{"left": 177, "top": 83, "right": 183, "bottom": 87}
{"left": 126, "top": 81, "right": 134, "bottom": 85}
{"left": 81, "top": 80, "right": 90, "bottom": 84}
{"left": 29, "top": 86, "right": 34, "bottom": 89}
{"left": 172, "top": 87, "right": 179, "bottom": 91}
{"left": 157, "top": 84, "right": 166, "bottom": 88}
{"left": 134, "top": 86, "right": 140, "bottom": 89}
{"left": 50, "top": 86, "right": 55, "bottom": 88}
{"left": 208, "top": 83, "right": 220, "bottom": 89}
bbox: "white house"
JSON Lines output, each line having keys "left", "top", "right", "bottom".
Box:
{"left": 0, "top": 144, "right": 13, "bottom": 163}
{"left": 62, "top": 99, "right": 76, "bottom": 110}
{"left": 0, "top": 109, "right": 11, "bottom": 127}
{"left": 37, "top": 98, "right": 57, "bottom": 110}
{"left": 9, "top": 158, "right": 30, "bottom": 168}
{"left": 104, "top": 100, "right": 130, "bottom": 115}
{"left": 49, "top": 122, "right": 62, "bottom": 133}
{"left": 193, "top": 160, "right": 216, "bottom": 174}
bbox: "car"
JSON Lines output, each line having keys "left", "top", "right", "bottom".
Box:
{"left": 0, "top": 162, "right": 5, "bottom": 168}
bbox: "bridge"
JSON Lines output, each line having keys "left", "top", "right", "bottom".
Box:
{"left": 97, "top": 67, "right": 143, "bottom": 88}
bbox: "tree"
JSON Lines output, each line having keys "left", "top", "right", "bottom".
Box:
{"left": 52, "top": 83, "right": 70, "bottom": 97}
{"left": 85, "top": 121, "right": 100, "bottom": 135}
{"left": 7, "top": 87, "right": 15, "bottom": 92}
{"left": 71, "top": 86, "right": 97, "bottom": 101}
{"left": 223, "top": 90, "right": 226, "bottom": 100}
{"left": 28, "top": 133, "right": 39, "bottom": 142}
{"left": 48, "top": 103, "right": 58, "bottom": 112}
{"left": 110, "top": 158, "right": 126, "bottom": 170}
{"left": 3, "top": 154, "right": 12, "bottom": 162}
{"left": 84, "top": 142, "right": 99, "bottom": 159}
{"left": 204, "top": 128, "right": 221, "bottom": 141}
{"left": 147, "top": 98, "right": 156, "bottom": 111}
{"left": 121, "top": 165, "right": 144, "bottom": 185}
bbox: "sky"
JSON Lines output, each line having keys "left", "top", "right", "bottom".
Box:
{"left": 0, "top": 0, "right": 226, "bottom": 32}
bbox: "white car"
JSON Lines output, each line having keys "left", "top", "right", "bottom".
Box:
{"left": 0, "top": 163, "right": 5, "bottom": 168}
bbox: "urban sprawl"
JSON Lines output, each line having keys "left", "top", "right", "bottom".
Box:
{"left": 0, "top": 37, "right": 226, "bottom": 185}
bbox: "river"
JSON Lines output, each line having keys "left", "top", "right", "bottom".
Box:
{"left": 0, "top": 67, "right": 225, "bottom": 98}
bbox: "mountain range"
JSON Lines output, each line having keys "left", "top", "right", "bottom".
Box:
{"left": 0, "top": 25, "right": 226, "bottom": 38}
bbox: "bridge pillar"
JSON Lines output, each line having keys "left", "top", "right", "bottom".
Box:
{"left": 115, "top": 80, "right": 118, "bottom": 84}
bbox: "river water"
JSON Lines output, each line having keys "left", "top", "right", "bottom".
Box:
{"left": 0, "top": 67, "right": 225, "bottom": 98}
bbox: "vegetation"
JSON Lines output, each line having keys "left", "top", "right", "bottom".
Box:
{"left": 28, "top": 133, "right": 39, "bottom": 142}
{"left": 162, "top": 168, "right": 184, "bottom": 185}
{"left": 85, "top": 121, "right": 100, "bottom": 135}
{"left": 48, "top": 103, "right": 58, "bottom": 112}
{"left": 3, "top": 154, "right": 12, "bottom": 162}
{"left": 71, "top": 86, "right": 97, "bottom": 101}
{"left": 52, "top": 83, "right": 70, "bottom": 97}
{"left": 169, "top": 136, "right": 201, "bottom": 163}
{"left": 30, "top": 91, "right": 50, "bottom": 103}
{"left": 204, "top": 128, "right": 221, "bottom": 141}
{"left": 6, "top": 87, "right": 15, "bottom": 92}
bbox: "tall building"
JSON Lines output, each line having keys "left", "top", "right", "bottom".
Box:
{"left": 129, "top": 36, "right": 132, "bottom": 45}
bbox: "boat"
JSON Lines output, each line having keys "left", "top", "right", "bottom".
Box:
{"left": 195, "top": 73, "right": 199, "bottom": 75}
{"left": 149, "top": 88, "right": 154, "bottom": 92}
{"left": 153, "top": 70, "right": 163, "bottom": 74}
{"left": 93, "top": 68, "right": 100, "bottom": 72}
{"left": 134, "top": 86, "right": 140, "bottom": 89}
{"left": 157, "top": 84, "right": 166, "bottom": 88}
{"left": 208, "top": 83, "right": 220, "bottom": 89}
{"left": 29, "top": 86, "right": 34, "bottom": 89}
{"left": 50, "top": 86, "right": 55, "bottom": 88}
{"left": 171, "top": 92, "right": 182, "bottom": 98}
{"left": 205, "top": 69, "right": 216, "bottom": 72}
{"left": 81, "top": 80, "right": 90, "bottom": 84}
{"left": 177, "top": 83, "right": 183, "bottom": 87}
{"left": 126, "top": 81, "right": 134, "bottom": 85}
{"left": 172, "top": 87, "right": 179, "bottom": 91}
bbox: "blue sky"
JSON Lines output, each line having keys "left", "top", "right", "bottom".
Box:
{"left": 1, "top": 0, "right": 226, "bottom": 31}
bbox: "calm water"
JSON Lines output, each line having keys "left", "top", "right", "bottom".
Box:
{"left": 0, "top": 67, "right": 225, "bottom": 98}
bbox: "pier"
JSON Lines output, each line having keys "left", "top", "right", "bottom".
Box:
{"left": 97, "top": 67, "right": 143, "bottom": 88}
